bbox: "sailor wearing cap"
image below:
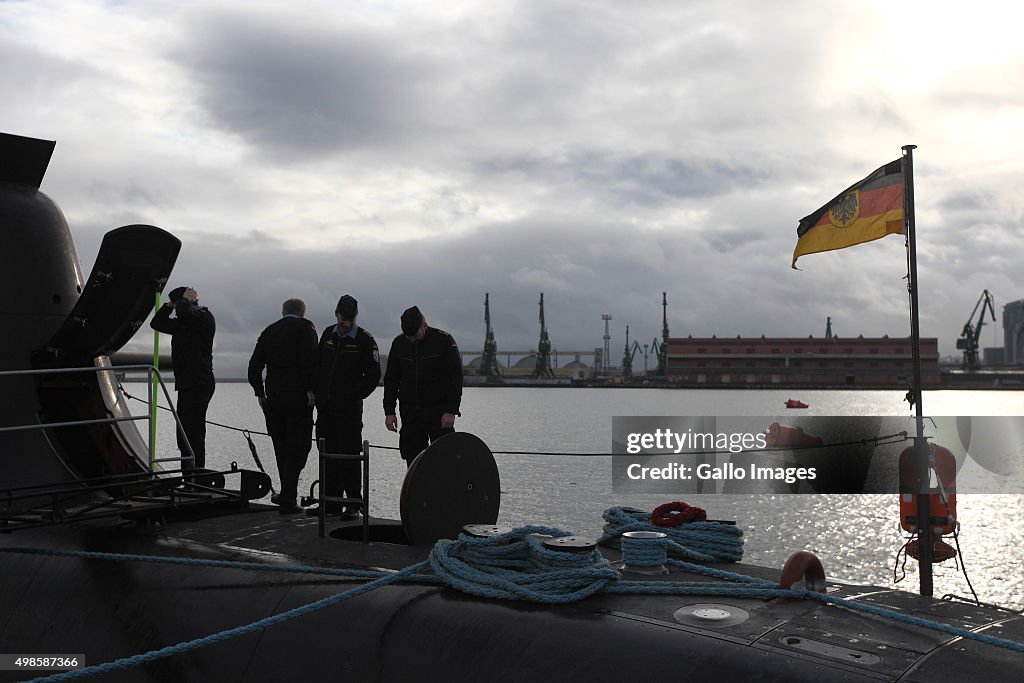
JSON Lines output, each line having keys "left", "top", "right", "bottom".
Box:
{"left": 150, "top": 285, "right": 216, "bottom": 472}
{"left": 310, "top": 294, "right": 381, "bottom": 519}
{"left": 383, "top": 306, "right": 463, "bottom": 464}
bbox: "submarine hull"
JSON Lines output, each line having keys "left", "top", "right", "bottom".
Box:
{"left": 3, "top": 512, "right": 1022, "bottom": 683}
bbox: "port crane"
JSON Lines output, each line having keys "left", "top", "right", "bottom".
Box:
{"left": 477, "top": 293, "right": 501, "bottom": 376}
{"left": 956, "top": 289, "right": 996, "bottom": 371}
{"left": 655, "top": 291, "right": 669, "bottom": 376}
{"left": 532, "top": 292, "right": 555, "bottom": 378}
{"left": 622, "top": 325, "right": 644, "bottom": 380}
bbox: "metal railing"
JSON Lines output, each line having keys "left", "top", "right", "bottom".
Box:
{"left": 0, "top": 364, "right": 273, "bottom": 531}
{"left": 316, "top": 438, "right": 370, "bottom": 543}
{"left": 0, "top": 364, "right": 195, "bottom": 471}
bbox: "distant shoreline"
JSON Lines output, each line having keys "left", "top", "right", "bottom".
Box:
{"left": 120, "top": 376, "right": 1024, "bottom": 390}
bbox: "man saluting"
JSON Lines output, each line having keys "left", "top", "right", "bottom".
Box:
{"left": 150, "top": 285, "right": 216, "bottom": 474}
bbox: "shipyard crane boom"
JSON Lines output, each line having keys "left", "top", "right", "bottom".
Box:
{"left": 657, "top": 291, "right": 670, "bottom": 376}
{"left": 622, "top": 325, "right": 641, "bottom": 379}
{"left": 532, "top": 292, "right": 555, "bottom": 378}
{"left": 956, "top": 289, "right": 996, "bottom": 371}
{"left": 478, "top": 293, "right": 501, "bottom": 376}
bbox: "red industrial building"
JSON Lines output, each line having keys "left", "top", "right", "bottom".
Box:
{"left": 666, "top": 335, "right": 940, "bottom": 388}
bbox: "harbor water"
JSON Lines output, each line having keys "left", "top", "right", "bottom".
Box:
{"left": 129, "top": 383, "right": 1024, "bottom": 611}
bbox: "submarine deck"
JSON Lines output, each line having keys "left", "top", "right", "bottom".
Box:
{"left": 5, "top": 503, "right": 1021, "bottom": 682}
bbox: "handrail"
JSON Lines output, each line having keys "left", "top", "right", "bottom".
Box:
{"left": 0, "top": 363, "right": 195, "bottom": 471}
{"left": 317, "top": 438, "right": 371, "bottom": 543}
{"left": 0, "top": 414, "right": 147, "bottom": 434}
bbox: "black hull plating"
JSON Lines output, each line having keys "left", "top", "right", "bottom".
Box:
{"left": 3, "top": 510, "right": 1022, "bottom": 682}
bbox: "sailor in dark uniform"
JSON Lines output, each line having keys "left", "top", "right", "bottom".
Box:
{"left": 247, "top": 298, "right": 318, "bottom": 514}
{"left": 150, "top": 285, "right": 216, "bottom": 473}
{"left": 383, "top": 306, "right": 463, "bottom": 464}
{"left": 310, "top": 295, "right": 381, "bottom": 519}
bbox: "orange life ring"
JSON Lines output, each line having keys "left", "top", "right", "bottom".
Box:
{"left": 898, "top": 443, "right": 957, "bottom": 536}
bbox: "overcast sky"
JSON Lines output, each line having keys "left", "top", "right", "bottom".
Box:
{"left": 4, "top": 0, "right": 1022, "bottom": 376}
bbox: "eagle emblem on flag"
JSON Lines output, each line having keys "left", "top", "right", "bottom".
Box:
{"left": 828, "top": 191, "right": 860, "bottom": 228}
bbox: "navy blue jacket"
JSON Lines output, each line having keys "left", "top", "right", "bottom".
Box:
{"left": 313, "top": 325, "right": 381, "bottom": 413}
{"left": 247, "top": 315, "right": 318, "bottom": 399}
{"left": 383, "top": 327, "right": 462, "bottom": 416}
{"left": 150, "top": 300, "right": 215, "bottom": 390}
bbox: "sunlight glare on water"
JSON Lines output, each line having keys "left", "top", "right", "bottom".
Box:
{"left": 129, "top": 383, "right": 1024, "bottom": 610}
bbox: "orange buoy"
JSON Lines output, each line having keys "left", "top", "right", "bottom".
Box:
{"left": 766, "top": 422, "right": 823, "bottom": 448}
{"left": 778, "top": 551, "right": 826, "bottom": 591}
{"left": 907, "top": 535, "right": 957, "bottom": 563}
{"left": 898, "top": 443, "right": 957, "bottom": 536}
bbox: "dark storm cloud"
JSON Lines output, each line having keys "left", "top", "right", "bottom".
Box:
{"left": 173, "top": 10, "right": 440, "bottom": 159}
{"left": 938, "top": 190, "right": 990, "bottom": 214}
{"left": 475, "top": 151, "right": 770, "bottom": 211}
{"left": 702, "top": 227, "right": 764, "bottom": 253}
{"left": 11, "top": 0, "right": 1024, "bottom": 377}
{"left": 108, "top": 207, "right": 925, "bottom": 378}
{"left": 85, "top": 180, "right": 165, "bottom": 210}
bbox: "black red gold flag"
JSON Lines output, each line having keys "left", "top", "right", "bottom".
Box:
{"left": 792, "top": 159, "right": 904, "bottom": 269}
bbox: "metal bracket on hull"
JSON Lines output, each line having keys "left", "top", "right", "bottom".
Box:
{"left": 0, "top": 466, "right": 270, "bottom": 532}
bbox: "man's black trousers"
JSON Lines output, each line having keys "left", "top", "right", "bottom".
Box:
{"left": 176, "top": 383, "right": 215, "bottom": 470}
{"left": 263, "top": 391, "right": 313, "bottom": 506}
{"left": 316, "top": 409, "right": 363, "bottom": 510}
{"left": 399, "top": 410, "right": 454, "bottom": 466}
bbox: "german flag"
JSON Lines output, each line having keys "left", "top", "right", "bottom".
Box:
{"left": 791, "top": 159, "right": 904, "bottom": 269}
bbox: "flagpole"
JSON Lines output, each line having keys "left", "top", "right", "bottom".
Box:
{"left": 903, "top": 143, "right": 933, "bottom": 596}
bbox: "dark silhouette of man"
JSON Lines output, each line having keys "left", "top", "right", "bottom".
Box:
{"left": 150, "top": 285, "right": 215, "bottom": 474}
{"left": 311, "top": 295, "right": 380, "bottom": 519}
{"left": 248, "top": 298, "right": 318, "bottom": 514}
{"left": 383, "top": 306, "right": 462, "bottom": 465}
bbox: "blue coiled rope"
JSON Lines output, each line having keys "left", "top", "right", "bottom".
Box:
{"left": 429, "top": 525, "right": 619, "bottom": 603}
{"left": 620, "top": 533, "right": 669, "bottom": 567}
{"left": 6, "top": 509, "right": 1024, "bottom": 682}
{"left": 0, "top": 545, "right": 442, "bottom": 584}
{"left": 599, "top": 506, "right": 745, "bottom": 562}
{"left": 22, "top": 560, "right": 430, "bottom": 682}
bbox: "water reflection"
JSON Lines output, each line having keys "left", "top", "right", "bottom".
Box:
{"left": 130, "top": 384, "right": 1024, "bottom": 610}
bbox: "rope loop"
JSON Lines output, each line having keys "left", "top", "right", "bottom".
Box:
{"left": 6, "top": 504, "right": 1024, "bottom": 682}
{"left": 599, "top": 506, "right": 744, "bottom": 563}
{"left": 620, "top": 534, "right": 668, "bottom": 567}
{"left": 429, "top": 525, "right": 619, "bottom": 603}
{"left": 651, "top": 501, "right": 706, "bottom": 527}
